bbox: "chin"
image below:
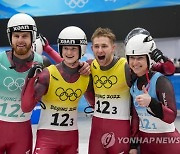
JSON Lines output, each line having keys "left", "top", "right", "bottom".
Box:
{"left": 97, "top": 61, "right": 104, "bottom": 66}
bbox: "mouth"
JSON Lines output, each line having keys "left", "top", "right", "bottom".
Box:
{"left": 132, "top": 65, "right": 142, "bottom": 72}
{"left": 66, "top": 56, "right": 74, "bottom": 59}
{"left": 98, "top": 55, "right": 105, "bottom": 60}
{"left": 17, "top": 45, "right": 25, "bottom": 48}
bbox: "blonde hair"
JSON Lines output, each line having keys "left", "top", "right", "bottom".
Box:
{"left": 91, "top": 27, "right": 116, "bottom": 44}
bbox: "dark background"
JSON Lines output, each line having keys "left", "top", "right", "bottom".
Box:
{"left": 0, "top": 5, "right": 180, "bottom": 46}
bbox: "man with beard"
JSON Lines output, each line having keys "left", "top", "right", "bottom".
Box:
{"left": 0, "top": 13, "right": 45, "bottom": 154}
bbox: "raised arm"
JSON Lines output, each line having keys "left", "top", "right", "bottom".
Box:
{"left": 38, "top": 33, "right": 63, "bottom": 63}
{"left": 151, "top": 49, "right": 175, "bottom": 75}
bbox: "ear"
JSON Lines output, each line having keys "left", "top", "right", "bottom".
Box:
{"left": 112, "top": 44, "right": 116, "bottom": 52}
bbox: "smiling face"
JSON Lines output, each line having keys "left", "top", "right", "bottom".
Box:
{"left": 62, "top": 45, "right": 80, "bottom": 68}
{"left": 91, "top": 36, "right": 115, "bottom": 66}
{"left": 129, "top": 55, "right": 148, "bottom": 77}
{"left": 11, "top": 31, "right": 32, "bottom": 59}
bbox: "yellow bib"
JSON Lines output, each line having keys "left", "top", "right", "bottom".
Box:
{"left": 91, "top": 58, "right": 130, "bottom": 120}
{"left": 38, "top": 65, "right": 89, "bottom": 131}
{"left": 42, "top": 65, "right": 89, "bottom": 109}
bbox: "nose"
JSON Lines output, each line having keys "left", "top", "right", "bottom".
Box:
{"left": 97, "top": 46, "right": 104, "bottom": 53}
{"left": 17, "top": 36, "right": 24, "bottom": 42}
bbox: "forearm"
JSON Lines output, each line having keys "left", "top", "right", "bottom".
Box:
{"left": 84, "top": 76, "right": 95, "bottom": 107}
{"left": 148, "top": 97, "right": 177, "bottom": 124}
{"left": 161, "top": 60, "right": 175, "bottom": 75}
{"left": 161, "top": 104, "right": 177, "bottom": 123}
{"left": 152, "top": 59, "right": 175, "bottom": 76}
{"left": 43, "top": 45, "right": 63, "bottom": 63}
{"left": 84, "top": 91, "right": 95, "bottom": 108}
{"left": 21, "top": 77, "right": 39, "bottom": 113}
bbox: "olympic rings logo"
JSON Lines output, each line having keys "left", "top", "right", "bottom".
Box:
{"left": 65, "top": 0, "right": 88, "bottom": 8}
{"left": 3, "top": 77, "right": 25, "bottom": 91}
{"left": 55, "top": 87, "right": 82, "bottom": 101}
{"left": 93, "top": 75, "right": 117, "bottom": 89}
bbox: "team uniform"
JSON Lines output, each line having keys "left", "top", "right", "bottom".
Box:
{"left": 0, "top": 51, "right": 43, "bottom": 154}
{"left": 34, "top": 64, "right": 89, "bottom": 154}
{"left": 22, "top": 62, "right": 92, "bottom": 154}
{"left": 21, "top": 26, "right": 93, "bottom": 154}
{"left": 89, "top": 57, "right": 131, "bottom": 154}
{"left": 130, "top": 71, "right": 180, "bottom": 154}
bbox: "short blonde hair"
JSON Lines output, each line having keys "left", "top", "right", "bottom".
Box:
{"left": 91, "top": 27, "right": 116, "bottom": 44}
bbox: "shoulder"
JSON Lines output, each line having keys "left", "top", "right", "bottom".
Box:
{"left": 42, "top": 55, "right": 51, "bottom": 67}
{"left": 156, "top": 74, "right": 173, "bottom": 88}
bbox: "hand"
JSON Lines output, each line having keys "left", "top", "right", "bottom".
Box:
{"left": 129, "top": 149, "right": 138, "bottom": 154}
{"left": 135, "top": 85, "right": 151, "bottom": 107}
{"left": 38, "top": 33, "right": 49, "bottom": 47}
{"left": 28, "top": 63, "right": 43, "bottom": 78}
{"left": 150, "top": 49, "right": 167, "bottom": 62}
{"left": 78, "top": 61, "right": 91, "bottom": 76}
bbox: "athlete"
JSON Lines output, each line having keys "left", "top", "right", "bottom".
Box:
{"left": 88, "top": 27, "right": 175, "bottom": 154}
{"left": 33, "top": 29, "right": 91, "bottom": 75}
{"left": 124, "top": 27, "right": 175, "bottom": 76}
{"left": 126, "top": 33, "right": 180, "bottom": 154}
{"left": 21, "top": 26, "right": 94, "bottom": 154}
{"left": 0, "top": 13, "right": 54, "bottom": 154}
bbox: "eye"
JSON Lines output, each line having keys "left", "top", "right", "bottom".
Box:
{"left": 129, "top": 56, "right": 135, "bottom": 60}
{"left": 93, "top": 45, "right": 99, "bottom": 49}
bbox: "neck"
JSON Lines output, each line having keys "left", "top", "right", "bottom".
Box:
{"left": 100, "top": 56, "right": 118, "bottom": 70}
{"left": 12, "top": 51, "right": 34, "bottom": 64}
{"left": 61, "top": 62, "right": 79, "bottom": 74}
{"left": 63, "top": 60, "right": 79, "bottom": 68}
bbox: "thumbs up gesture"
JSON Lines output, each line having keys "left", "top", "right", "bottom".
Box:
{"left": 135, "top": 85, "right": 151, "bottom": 107}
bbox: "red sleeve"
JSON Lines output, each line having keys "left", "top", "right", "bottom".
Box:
{"left": 21, "top": 69, "right": 50, "bottom": 113}
{"left": 152, "top": 59, "right": 175, "bottom": 76}
{"left": 156, "top": 76, "right": 177, "bottom": 123}
{"left": 21, "top": 77, "right": 37, "bottom": 112}
{"left": 84, "top": 75, "right": 95, "bottom": 108}
{"left": 43, "top": 44, "right": 63, "bottom": 63}
{"left": 130, "top": 100, "right": 140, "bottom": 149}
{"left": 149, "top": 76, "right": 177, "bottom": 123}
{"left": 130, "top": 101, "right": 139, "bottom": 138}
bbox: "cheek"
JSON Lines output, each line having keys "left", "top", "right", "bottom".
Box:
{"left": 11, "top": 39, "right": 16, "bottom": 45}
{"left": 143, "top": 61, "right": 148, "bottom": 68}
{"left": 93, "top": 49, "right": 98, "bottom": 56}
{"left": 61, "top": 51, "right": 66, "bottom": 57}
{"left": 128, "top": 60, "right": 133, "bottom": 66}
{"left": 129, "top": 63, "right": 133, "bottom": 69}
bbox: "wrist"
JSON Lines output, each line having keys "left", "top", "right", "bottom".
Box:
{"left": 162, "top": 56, "right": 168, "bottom": 62}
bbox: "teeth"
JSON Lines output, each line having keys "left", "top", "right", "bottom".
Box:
{"left": 133, "top": 66, "right": 139, "bottom": 69}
